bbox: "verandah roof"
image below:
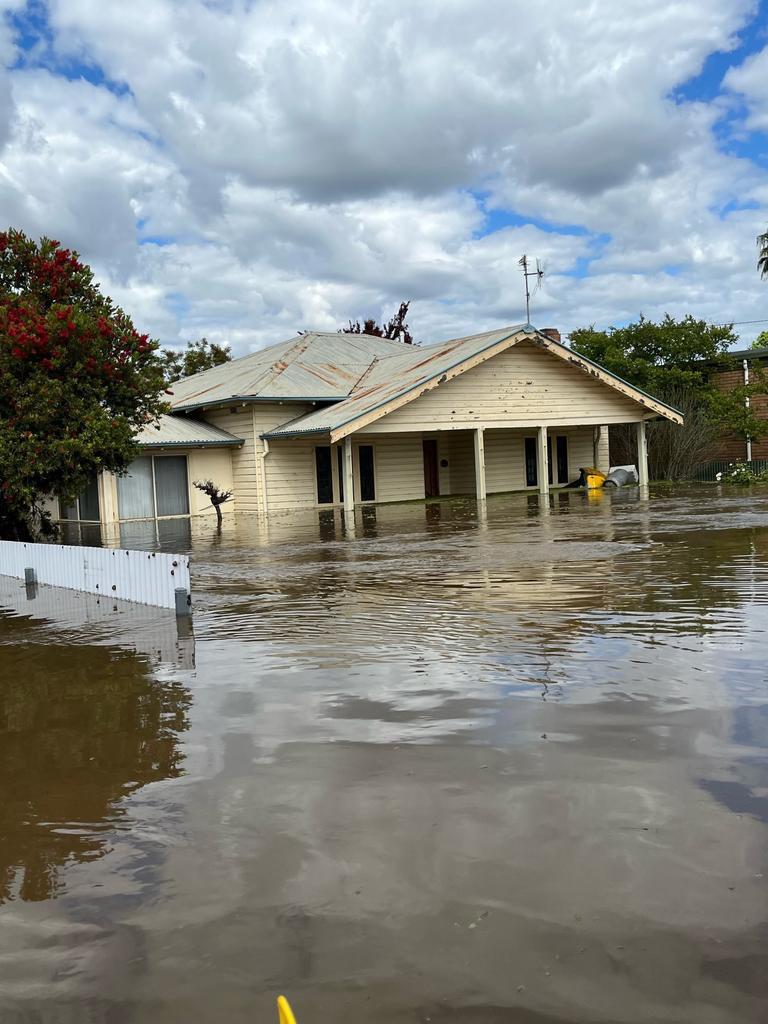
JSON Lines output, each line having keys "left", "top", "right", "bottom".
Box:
{"left": 137, "top": 414, "right": 244, "bottom": 448}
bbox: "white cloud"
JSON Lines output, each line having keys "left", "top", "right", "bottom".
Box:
{"left": 723, "top": 43, "right": 768, "bottom": 132}
{"left": 0, "top": 0, "right": 766, "bottom": 351}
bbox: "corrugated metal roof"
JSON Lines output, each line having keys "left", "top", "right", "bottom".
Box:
{"left": 137, "top": 414, "right": 244, "bottom": 448}
{"left": 263, "top": 324, "right": 684, "bottom": 439}
{"left": 164, "top": 323, "right": 683, "bottom": 443}
{"left": 168, "top": 331, "right": 408, "bottom": 411}
{"left": 262, "top": 326, "right": 528, "bottom": 438}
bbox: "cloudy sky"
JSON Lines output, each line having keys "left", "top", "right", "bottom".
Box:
{"left": 1, "top": 0, "right": 767, "bottom": 354}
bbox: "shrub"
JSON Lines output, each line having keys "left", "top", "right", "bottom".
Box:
{"left": 716, "top": 463, "right": 768, "bottom": 485}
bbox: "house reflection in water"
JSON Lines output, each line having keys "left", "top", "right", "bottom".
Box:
{"left": 0, "top": 629, "right": 191, "bottom": 903}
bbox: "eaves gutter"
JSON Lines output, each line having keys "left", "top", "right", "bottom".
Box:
{"left": 261, "top": 425, "right": 333, "bottom": 439}
{"left": 139, "top": 439, "right": 245, "bottom": 448}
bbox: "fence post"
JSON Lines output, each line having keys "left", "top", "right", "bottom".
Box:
{"left": 175, "top": 587, "right": 192, "bottom": 618}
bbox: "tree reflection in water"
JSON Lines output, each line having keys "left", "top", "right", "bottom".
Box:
{"left": 0, "top": 641, "right": 191, "bottom": 903}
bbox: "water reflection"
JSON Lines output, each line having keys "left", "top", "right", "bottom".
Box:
{"left": 118, "top": 517, "right": 193, "bottom": 552}
{"left": 59, "top": 518, "right": 195, "bottom": 553}
{"left": 188, "top": 491, "right": 768, "bottom": 675}
{"left": 58, "top": 521, "right": 104, "bottom": 547}
{"left": 2, "top": 487, "right": 768, "bottom": 1023}
{"left": 0, "top": 642, "right": 191, "bottom": 902}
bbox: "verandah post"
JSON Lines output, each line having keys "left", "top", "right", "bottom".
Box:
{"left": 536, "top": 426, "right": 549, "bottom": 496}
{"left": 473, "top": 428, "right": 486, "bottom": 502}
{"left": 343, "top": 435, "right": 355, "bottom": 513}
{"left": 636, "top": 420, "right": 649, "bottom": 488}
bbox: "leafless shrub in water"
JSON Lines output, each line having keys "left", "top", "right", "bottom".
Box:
{"left": 193, "top": 479, "right": 233, "bottom": 527}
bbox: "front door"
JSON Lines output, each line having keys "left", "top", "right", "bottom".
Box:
{"left": 423, "top": 439, "right": 439, "bottom": 498}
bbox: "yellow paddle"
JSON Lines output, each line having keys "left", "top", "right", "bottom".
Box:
{"left": 277, "top": 996, "right": 298, "bottom": 1024}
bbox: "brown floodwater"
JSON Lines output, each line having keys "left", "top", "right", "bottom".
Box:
{"left": 2, "top": 486, "right": 768, "bottom": 1023}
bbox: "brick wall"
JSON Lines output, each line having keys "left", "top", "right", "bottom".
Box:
{"left": 709, "top": 364, "right": 768, "bottom": 461}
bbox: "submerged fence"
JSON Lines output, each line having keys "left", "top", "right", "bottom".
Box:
{"left": 0, "top": 574, "right": 194, "bottom": 667}
{"left": 0, "top": 541, "right": 191, "bottom": 611}
{"left": 691, "top": 459, "right": 768, "bottom": 482}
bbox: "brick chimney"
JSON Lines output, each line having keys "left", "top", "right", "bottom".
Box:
{"left": 540, "top": 327, "right": 561, "bottom": 344}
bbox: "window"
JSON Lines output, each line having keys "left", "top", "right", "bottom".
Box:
{"left": 315, "top": 446, "right": 333, "bottom": 504}
{"left": 358, "top": 445, "right": 375, "bottom": 501}
{"left": 154, "top": 456, "right": 190, "bottom": 517}
{"left": 117, "top": 457, "right": 155, "bottom": 519}
{"left": 117, "top": 455, "right": 190, "bottom": 520}
{"left": 60, "top": 476, "right": 100, "bottom": 521}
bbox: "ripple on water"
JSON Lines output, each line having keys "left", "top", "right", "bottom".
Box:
{"left": 3, "top": 487, "right": 768, "bottom": 1022}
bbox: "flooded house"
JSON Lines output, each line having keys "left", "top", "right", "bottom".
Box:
{"left": 53, "top": 325, "right": 682, "bottom": 528}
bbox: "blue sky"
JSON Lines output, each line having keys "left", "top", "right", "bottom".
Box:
{"left": 1, "top": 0, "right": 767, "bottom": 351}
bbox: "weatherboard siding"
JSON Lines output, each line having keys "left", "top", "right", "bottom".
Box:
{"left": 204, "top": 403, "right": 315, "bottom": 515}
{"left": 480, "top": 426, "right": 598, "bottom": 493}
{"left": 187, "top": 449, "right": 235, "bottom": 518}
{"left": 265, "top": 439, "right": 318, "bottom": 512}
{"left": 596, "top": 428, "right": 610, "bottom": 469}
{"left": 362, "top": 341, "right": 645, "bottom": 433}
{"left": 484, "top": 430, "right": 524, "bottom": 492}
{"left": 355, "top": 433, "right": 425, "bottom": 503}
{"left": 203, "top": 408, "right": 261, "bottom": 513}
{"left": 259, "top": 405, "right": 318, "bottom": 513}
{"left": 263, "top": 433, "right": 427, "bottom": 511}
{"left": 444, "top": 432, "right": 476, "bottom": 494}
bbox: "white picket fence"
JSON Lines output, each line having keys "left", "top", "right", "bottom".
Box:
{"left": 0, "top": 540, "right": 190, "bottom": 611}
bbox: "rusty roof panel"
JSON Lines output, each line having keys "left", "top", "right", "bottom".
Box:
{"left": 263, "top": 326, "right": 527, "bottom": 438}
{"left": 168, "top": 331, "right": 409, "bottom": 410}
{"left": 165, "top": 322, "right": 683, "bottom": 438}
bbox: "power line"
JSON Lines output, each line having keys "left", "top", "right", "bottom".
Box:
{"left": 564, "top": 317, "right": 768, "bottom": 339}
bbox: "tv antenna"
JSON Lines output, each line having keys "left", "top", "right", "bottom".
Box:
{"left": 519, "top": 255, "right": 544, "bottom": 324}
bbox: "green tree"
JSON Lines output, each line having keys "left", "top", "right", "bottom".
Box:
{"left": 751, "top": 330, "right": 768, "bottom": 350}
{"left": 570, "top": 314, "right": 768, "bottom": 478}
{"left": 570, "top": 314, "right": 736, "bottom": 394}
{"left": 0, "top": 229, "right": 168, "bottom": 540}
{"left": 161, "top": 337, "right": 232, "bottom": 383}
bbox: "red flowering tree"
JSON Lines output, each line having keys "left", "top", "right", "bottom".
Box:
{"left": 0, "top": 229, "right": 168, "bottom": 540}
